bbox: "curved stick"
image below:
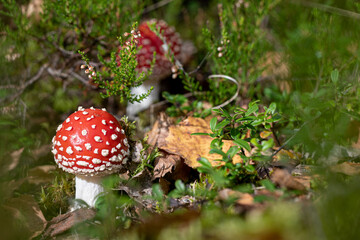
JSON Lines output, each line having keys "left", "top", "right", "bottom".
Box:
{"left": 208, "top": 74, "right": 240, "bottom": 109}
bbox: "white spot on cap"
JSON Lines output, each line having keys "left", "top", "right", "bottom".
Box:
{"left": 100, "top": 165, "right": 106, "bottom": 171}
{"left": 106, "top": 141, "right": 110, "bottom": 145}
{"left": 56, "top": 141, "right": 61, "bottom": 146}
{"left": 116, "top": 143, "right": 121, "bottom": 149}
{"left": 74, "top": 116, "right": 80, "bottom": 120}
{"left": 58, "top": 155, "right": 63, "bottom": 161}
{"left": 66, "top": 118, "right": 70, "bottom": 123}
{"left": 62, "top": 161, "right": 69, "bottom": 166}
{"left": 82, "top": 130, "right": 87, "bottom": 136}
{"left": 66, "top": 146, "right": 73, "bottom": 155}
{"left": 122, "top": 157, "right": 128, "bottom": 164}
{"left": 89, "top": 164, "right": 94, "bottom": 168}
{"left": 101, "top": 149, "right": 109, "bottom": 156}
{"left": 78, "top": 106, "right": 84, "bottom": 111}
{"left": 102, "top": 129, "right": 107, "bottom": 135}
{"left": 111, "top": 134, "right": 118, "bottom": 140}
{"left": 62, "top": 136, "right": 68, "bottom": 141}
{"left": 109, "top": 126, "right": 113, "bottom": 129}
{"left": 94, "top": 136, "right": 102, "bottom": 142}
{"left": 111, "top": 147, "right": 117, "bottom": 153}
{"left": 121, "top": 129, "right": 125, "bottom": 134}
{"left": 83, "top": 111, "right": 88, "bottom": 115}
{"left": 123, "top": 138, "right": 128, "bottom": 146}
{"left": 77, "top": 161, "right": 89, "bottom": 167}
{"left": 56, "top": 124, "right": 63, "bottom": 132}
{"left": 59, "top": 147, "right": 64, "bottom": 151}
{"left": 65, "top": 126, "right": 72, "bottom": 131}
{"left": 76, "top": 155, "right": 81, "bottom": 159}
{"left": 102, "top": 120, "right": 106, "bottom": 125}
{"left": 92, "top": 125, "right": 96, "bottom": 129}
{"left": 110, "top": 155, "right": 117, "bottom": 161}
{"left": 94, "top": 149, "right": 99, "bottom": 154}
{"left": 90, "top": 107, "right": 95, "bottom": 110}
{"left": 87, "top": 115, "right": 94, "bottom": 121}
{"left": 109, "top": 121, "right": 114, "bottom": 124}
{"left": 83, "top": 156, "right": 91, "bottom": 160}
{"left": 74, "top": 146, "right": 82, "bottom": 151}
{"left": 85, "top": 143, "right": 91, "bottom": 150}
{"left": 92, "top": 158, "right": 101, "bottom": 164}
{"left": 102, "top": 108, "right": 106, "bottom": 111}
{"left": 52, "top": 149, "right": 58, "bottom": 155}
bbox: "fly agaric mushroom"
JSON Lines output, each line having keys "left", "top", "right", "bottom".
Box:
{"left": 51, "top": 106, "right": 130, "bottom": 208}
{"left": 121, "top": 19, "right": 182, "bottom": 118}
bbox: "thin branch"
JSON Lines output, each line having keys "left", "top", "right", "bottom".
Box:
{"left": 142, "top": 0, "right": 174, "bottom": 14}
{"left": 291, "top": 0, "right": 360, "bottom": 19}
{"left": 0, "top": 64, "right": 48, "bottom": 105}
{"left": 68, "top": 70, "right": 97, "bottom": 89}
{"left": 209, "top": 74, "right": 240, "bottom": 109}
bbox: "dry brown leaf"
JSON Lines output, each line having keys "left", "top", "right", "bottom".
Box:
{"left": 32, "top": 144, "right": 51, "bottom": 158}
{"left": 271, "top": 169, "right": 306, "bottom": 191}
{"left": 43, "top": 208, "right": 96, "bottom": 238}
{"left": 293, "top": 175, "right": 312, "bottom": 189}
{"left": 330, "top": 162, "right": 360, "bottom": 176}
{"left": 218, "top": 188, "right": 254, "bottom": 206}
{"left": 153, "top": 153, "right": 182, "bottom": 179}
{"left": 148, "top": 114, "right": 242, "bottom": 168}
{"left": 4, "top": 194, "right": 47, "bottom": 239}
{"left": 27, "top": 165, "right": 56, "bottom": 185}
{"left": 8, "top": 147, "right": 24, "bottom": 171}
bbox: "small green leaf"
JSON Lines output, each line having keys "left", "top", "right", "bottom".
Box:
{"left": 331, "top": 69, "right": 339, "bottom": 84}
{"left": 209, "top": 148, "right": 227, "bottom": 158}
{"left": 198, "top": 157, "right": 212, "bottom": 168}
{"left": 226, "top": 146, "right": 239, "bottom": 158}
{"left": 152, "top": 184, "right": 164, "bottom": 201}
{"left": 234, "top": 139, "right": 251, "bottom": 152}
{"left": 215, "top": 119, "right": 230, "bottom": 130}
{"left": 261, "top": 138, "right": 274, "bottom": 151}
{"left": 175, "top": 180, "right": 186, "bottom": 193}
{"left": 260, "top": 179, "right": 276, "bottom": 192}
{"left": 191, "top": 132, "right": 210, "bottom": 136}
{"left": 245, "top": 164, "right": 255, "bottom": 173}
{"left": 210, "top": 117, "right": 217, "bottom": 132}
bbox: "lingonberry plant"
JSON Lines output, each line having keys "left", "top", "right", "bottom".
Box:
{"left": 193, "top": 101, "right": 281, "bottom": 186}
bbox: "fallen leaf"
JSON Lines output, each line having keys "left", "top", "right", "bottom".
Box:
{"left": 153, "top": 153, "right": 182, "bottom": 179}
{"left": 43, "top": 208, "right": 96, "bottom": 238}
{"left": 4, "top": 194, "right": 47, "bottom": 239}
{"left": 7, "top": 148, "right": 24, "bottom": 171}
{"left": 148, "top": 114, "right": 242, "bottom": 168}
{"left": 330, "top": 162, "right": 360, "bottom": 176}
{"left": 32, "top": 144, "right": 51, "bottom": 158}
{"left": 27, "top": 165, "right": 56, "bottom": 185}
{"left": 218, "top": 188, "right": 254, "bottom": 206}
{"left": 271, "top": 169, "right": 306, "bottom": 191}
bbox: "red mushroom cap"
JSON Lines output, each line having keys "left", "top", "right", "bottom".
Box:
{"left": 118, "top": 19, "right": 182, "bottom": 76}
{"left": 51, "top": 107, "right": 130, "bottom": 176}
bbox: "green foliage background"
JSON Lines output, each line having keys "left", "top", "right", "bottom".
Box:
{"left": 1, "top": 0, "right": 360, "bottom": 239}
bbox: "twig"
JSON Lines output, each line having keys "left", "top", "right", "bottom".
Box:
{"left": 142, "top": 0, "right": 174, "bottom": 14}
{"left": 209, "top": 74, "right": 240, "bottom": 109}
{"left": 68, "top": 70, "right": 97, "bottom": 89}
{"left": 291, "top": 0, "right": 360, "bottom": 19}
{"left": 0, "top": 64, "right": 48, "bottom": 105}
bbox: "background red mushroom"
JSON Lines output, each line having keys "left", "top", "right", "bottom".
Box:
{"left": 121, "top": 19, "right": 184, "bottom": 119}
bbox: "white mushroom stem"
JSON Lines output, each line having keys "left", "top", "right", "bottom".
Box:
{"left": 74, "top": 175, "right": 105, "bottom": 209}
{"left": 126, "top": 78, "right": 160, "bottom": 119}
